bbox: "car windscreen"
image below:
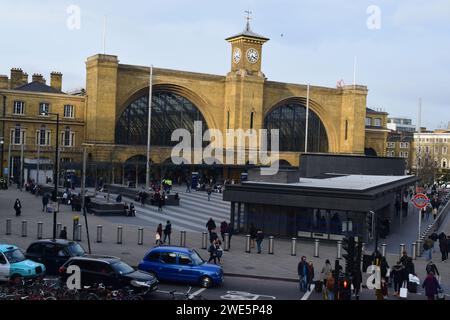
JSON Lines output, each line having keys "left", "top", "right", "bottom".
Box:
{"left": 67, "top": 243, "right": 85, "bottom": 256}
{"left": 111, "top": 261, "right": 134, "bottom": 275}
{"left": 191, "top": 250, "right": 205, "bottom": 266}
{"left": 4, "top": 249, "right": 26, "bottom": 264}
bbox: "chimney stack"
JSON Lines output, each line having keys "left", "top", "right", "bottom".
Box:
{"left": 10, "top": 68, "right": 24, "bottom": 89}
{"left": 0, "top": 75, "right": 9, "bottom": 89}
{"left": 50, "top": 72, "right": 62, "bottom": 91}
{"left": 32, "top": 73, "right": 46, "bottom": 84}
{"left": 21, "top": 73, "right": 29, "bottom": 86}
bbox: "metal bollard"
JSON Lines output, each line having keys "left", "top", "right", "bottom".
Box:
{"left": 6, "top": 219, "right": 11, "bottom": 235}
{"left": 138, "top": 228, "right": 144, "bottom": 245}
{"left": 399, "top": 244, "right": 406, "bottom": 259}
{"left": 417, "top": 239, "right": 423, "bottom": 257}
{"left": 314, "top": 239, "right": 320, "bottom": 258}
{"left": 56, "top": 223, "right": 62, "bottom": 238}
{"left": 97, "top": 225, "right": 103, "bottom": 243}
{"left": 245, "top": 234, "right": 251, "bottom": 253}
{"left": 180, "top": 231, "right": 186, "bottom": 247}
{"left": 202, "top": 232, "right": 208, "bottom": 250}
{"left": 37, "top": 222, "right": 43, "bottom": 240}
{"left": 381, "top": 244, "right": 387, "bottom": 257}
{"left": 117, "top": 226, "right": 123, "bottom": 244}
{"left": 337, "top": 240, "right": 342, "bottom": 259}
{"left": 224, "top": 233, "right": 230, "bottom": 251}
{"left": 412, "top": 242, "right": 417, "bottom": 260}
{"left": 76, "top": 224, "right": 82, "bottom": 241}
{"left": 291, "top": 238, "right": 297, "bottom": 256}
{"left": 21, "top": 221, "right": 27, "bottom": 237}
{"left": 268, "top": 236, "right": 274, "bottom": 255}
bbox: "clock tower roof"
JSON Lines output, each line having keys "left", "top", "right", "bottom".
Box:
{"left": 226, "top": 20, "right": 270, "bottom": 43}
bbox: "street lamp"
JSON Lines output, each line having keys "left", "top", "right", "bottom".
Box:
{"left": 42, "top": 111, "right": 60, "bottom": 240}
{"left": 1, "top": 94, "right": 6, "bottom": 177}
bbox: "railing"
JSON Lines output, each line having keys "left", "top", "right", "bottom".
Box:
{"left": 422, "top": 190, "right": 450, "bottom": 239}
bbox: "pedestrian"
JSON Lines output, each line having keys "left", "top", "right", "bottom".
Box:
{"left": 156, "top": 224, "right": 163, "bottom": 246}
{"left": 210, "top": 229, "right": 218, "bottom": 244}
{"left": 226, "top": 224, "right": 234, "bottom": 249}
{"left": 249, "top": 223, "right": 257, "bottom": 249}
{"left": 426, "top": 261, "right": 440, "bottom": 278}
{"left": 256, "top": 229, "right": 264, "bottom": 254}
{"left": 325, "top": 272, "right": 335, "bottom": 300}
{"left": 206, "top": 218, "right": 216, "bottom": 235}
{"left": 447, "top": 236, "right": 450, "bottom": 258}
{"left": 59, "top": 227, "right": 67, "bottom": 240}
{"left": 157, "top": 192, "right": 163, "bottom": 212}
{"left": 13, "top": 199, "right": 22, "bottom": 217}
{"left": 163, "top": 221, "right": 172, "bottom": 244}
{"left": 307, "top": 262, "right": 315, "bottom": 292}
{"left": 185, "top": 179, "right": 191, "bottom": 193}
{"left": 320, "top": 259, "right": 332, "bottom": 294}
{"left": 422, "top": 271, "right": 441, "bottom": 300}
{"left": 207, "top": 185, "right": 212, "bottom": 201}
{"left": 42, "top": 194, "right": 49, "bottom": 212}
{"left": 116, "top": 194, "right": 122, "bottom": 203}
{"left": 439, "top": 232, "right": 448, "bottom": 262}
{"left": 353, "top": 269, "right": 363, "bottom": 300}
{"left": 423, "top": 237, "right": 434, "bottom": 261}
{"left": 297, "top": 256, "right": 309, "bottom": 293}
{"left": 140, "top": 191, "right": 147, "bottom": 207}
{"left": 216, "top": 240, "right": 223, "bottom": 264}
{"left": 220, "top": 221, "right": 228, "bottom": 242}
{"left": 391, "top": 262, "right": 405, "bottom": 297}
{"left": 208, "top": 240, "right": 217, "bottom": 264}
{"left": 129, "top": 203, "right": 136, "bottom": 217}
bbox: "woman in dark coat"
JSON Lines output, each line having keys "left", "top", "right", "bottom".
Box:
{"left": 14, "top": 199, "right": 22, "bottom": 217}
{"left": 438, "top": 233, "right": 448, "bottom": 262}
{"left": 422, "top": 272, "right": 441, "bottom": 300}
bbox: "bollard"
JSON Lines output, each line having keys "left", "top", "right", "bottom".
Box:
{"left": 97, "top": 225, "right": 103, "bottom": 243}
{"left": 37, "top": 222, "right": 43, "bottom": 240}
{"left": 417, "top": 239, "right": 423, "bottom": 257}
{"left": 56, "top": 223, "right": 62, "bottom": 238}
{"left": 224, "top": 233, "right": 230, "bottom": 251}
{"left": 291, "top": 238, "right": 297, "bottom": 256}
{"left": 336, "top": 241, "right": 342, "bottom": 259}
{"left": 138, "top": 228, "right": 144, "bottom": 245}
{"left": 6, "top": 219, "right": 11, "bottom": 235}
{"left": 21, "top": 221, "right": 27, "bottom": 237}
{"left": 314, "top": 239, "right": 320, "bottom": 258}
{"left": 76, "top": 224, "right": 82, "bottom": 241}
{"left": 381, "top": 244, "right": 387, "bottom": 257}
{"left": 245, "top": 234, "right": 251, "bottom": 253}
{"left": 180, "top": 231, "right": 186, "bottom": 247}
{"left": 268, "top": 236, "right": 274, "bottom": 255}
{"left": 399, "top": 244, "right": 406, "bottom": 259}
{"left": 412, "top": 242, "right": 417, "bottom": 260}
{"left": 117, "top": 226, "right": 123, "bottom": 244}
{"left": 202, "top": 232, "right": 208, "bottom": 250}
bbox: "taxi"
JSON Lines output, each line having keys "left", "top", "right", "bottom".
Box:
{"left": 0, "top": 244, "right": 46, "bottom": 281}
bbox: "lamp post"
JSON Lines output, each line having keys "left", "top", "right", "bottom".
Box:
{"left": 42, "top": 111, "right": 60, "bottom": 240}
{"left": 1, "top": 94, "right": 6, "bottom": 177}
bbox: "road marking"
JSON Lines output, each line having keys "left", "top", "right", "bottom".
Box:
{"left": 301, "top": 284, "right": 315, "bottom": 300}
{"left": 189, "top": 288, "right": 206, "bottom": 299}
{"left": 221, "top": 291, "right": 276, "bottom": 300}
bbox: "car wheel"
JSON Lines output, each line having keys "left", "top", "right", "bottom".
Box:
{"left": 200, "top": 276, "right": 213, "bottom": 288}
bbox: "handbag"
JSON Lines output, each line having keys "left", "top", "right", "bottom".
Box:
{"left": 399, "top": 282, "right": 408, "bottom": 299}
{"left": 437, "top": 289, "right": 445, "bottom": 300}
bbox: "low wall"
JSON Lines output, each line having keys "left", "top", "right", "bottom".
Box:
{"left": 105, "top": 184, "right": 180, "bottom": 206}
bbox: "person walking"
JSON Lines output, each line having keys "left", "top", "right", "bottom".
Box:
{"left": 426, "top": 261, "right": 440, "bottom": 278}
{"left": 129, "top": 203, "right": 136, "bottom": 217}
{"left": 14, "top": 199, "right": 22, "bottom": 217}
{"left": 391, "top": 261, "right": 405, "bottom": 297}
{"left": 226, "top": 224, "right": 234, "bottom": 249}
{"left": 185, "top": 179, "right": 191, "bottom": 193}
{"left": 220, "top": 221, "right": 228, "bottom": 242}
{"left": 163, "top": 221, "right": 172, "bottom": 244}
{"left": 422, "top": 271, "right": 441, "bottom": 300}
{"left": 42, "top": 194, "right": 49, "bottom": 212}
{"left": 249, "top": 223, "right": 257, "bottom": 249}
{"left": 307, "top": 262, "right": 315, "bottom": 292}
{"left": 206, "top": 218, "right": 216, "bottom": 236}
{"left": 215, "top": 240, "right": 223, "bottom": 264}
{"left": 438, "top": 232, "right": 448, "bottom": 262}
{"left": 320, "top": 260, "right": 332, "bottom": 294}
{"left": 207, "top": 185, "right": 212, "bottom": 201}
{"left": 210, "top": 229, "right": 218, "bottom": 244}
{"left": 256, "top": 229, "right": 264, "bottom": 254}
{"left": 297, "top": 256, "right": 309, "bottom": 293}
{"left": 325, "top": 272, "right": 335, "bottom": 300}
{"left": 423, "top": 237, "right": 434, "bottom": 261}
{"left": 156, "top": 224, "right": 163, "bottom": 246}
{"left": 59, "top": 227, "right": 68, "bottom": 240}
{"left": 157, "top": 192, "right": 164, "bottom": 212}
{"left": 208, "top": 240, "right": 218, "bottom": 264}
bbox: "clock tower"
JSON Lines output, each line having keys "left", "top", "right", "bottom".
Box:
{"left": 226, "top": 13, "right": 269, "bottom": 76}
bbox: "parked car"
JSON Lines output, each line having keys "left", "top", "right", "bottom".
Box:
{"left": 138, "top": 246, "right": 223, "bottom": 288}
{"left": 60, "top": 255, "right": 158, "bottom": 294}
{"left": 0, "top": 244, "right": 46, "bottom": 281}
{"left": 25, "top": 239, "right": 86, "bottom": 275}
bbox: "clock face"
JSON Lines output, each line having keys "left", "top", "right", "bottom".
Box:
{"left": 233, "top": 48, "right": 241, "bottom": 64}
{"left": 246, "top": 48, "right": 259, "bottom": 64}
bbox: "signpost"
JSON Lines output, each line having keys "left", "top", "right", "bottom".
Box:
{"left": 412, "top": 193, "right": 430, "bottom": 243}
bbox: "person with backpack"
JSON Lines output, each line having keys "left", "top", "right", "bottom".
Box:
{"left": 423, "top": 237, "right": 434, "bottom": 261}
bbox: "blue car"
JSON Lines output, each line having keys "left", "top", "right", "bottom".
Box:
{"left": 0, "top": 244, "right": 46, "bottom": 281}
{"left": 138, "top": 247, "right": 223, "bottom": 288}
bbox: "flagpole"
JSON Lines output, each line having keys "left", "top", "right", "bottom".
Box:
{"left": 102, "top": 16, "right": 107, "bottom": 54}
{"left": 305, "top": 84, "right": 310, "bottom": 153}
{"left": 145, "top": 65, "right": 153, "bottom": 191}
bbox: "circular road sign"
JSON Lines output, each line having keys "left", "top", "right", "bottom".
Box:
{"left": 412, "top": 193, "right": 430, "bottom": 209}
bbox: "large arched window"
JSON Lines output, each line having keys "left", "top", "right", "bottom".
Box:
{"left": 264, "top": 101, "right": 329, "bottom": 152}
{"left": 115, "top": 91, "right": 208, "bottom": 146}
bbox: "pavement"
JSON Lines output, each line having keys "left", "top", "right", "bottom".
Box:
{"left": 1, "top": 186, "right": 450, "bottom": 300}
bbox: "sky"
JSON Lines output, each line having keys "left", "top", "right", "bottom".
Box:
{"left": 0, "top": 0, "right": 449, "bottom": 130}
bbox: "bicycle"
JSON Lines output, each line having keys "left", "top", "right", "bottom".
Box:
{"left": 169, "top": 286, "right": 207, "bottom": 300}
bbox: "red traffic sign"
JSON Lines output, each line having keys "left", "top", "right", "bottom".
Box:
{"left": 412, "top": 193, "right": 430, "bottom": 209}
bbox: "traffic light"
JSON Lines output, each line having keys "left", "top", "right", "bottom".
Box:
{"left": 342, "top": 236, "right": 355, "bottom": 275}
{"left": 338, "top": 275, "right": 352, "bottom": 300}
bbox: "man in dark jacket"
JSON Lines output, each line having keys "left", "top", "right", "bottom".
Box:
{"left": 256, "top": 230, "right": 264, "bottom": 254}
{"left": 438, "top": 232, "right": 448, "bottom": 261}
{"left": 42, "top": 194, "right": 49, "bottom": 212}
{"left": 206, "top": 218, "right": 216, "bottom": 235}
{"left": 298, "top": 256, "right": 309, "bottom": 293}
{"left": 163, "top": 221, "right": 172, "bottom": 244}
{"left": 14, "top": 199, "right": 22, "bottom": 217}
{"left": 59, "top": 227, "right": 67, "bottom": 240}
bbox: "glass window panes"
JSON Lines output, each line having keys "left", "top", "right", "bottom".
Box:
{"left": 374, "top": 118, "right": 382, "bottom": 127}
{"left": 64, "top": 105, "right": 74, "bottom": 118}
{"left": 13, "top": 101, "right": 25, "bottom": 115}
{"left": 39, "top": 103, "right": 49, "bottom": 115}
{"left": 365, "top": 118, "right": 372, "bottom": 126}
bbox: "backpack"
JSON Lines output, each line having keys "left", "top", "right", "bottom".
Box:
{"left": 423, "top": 242, "right": 430, "bottom": 250}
